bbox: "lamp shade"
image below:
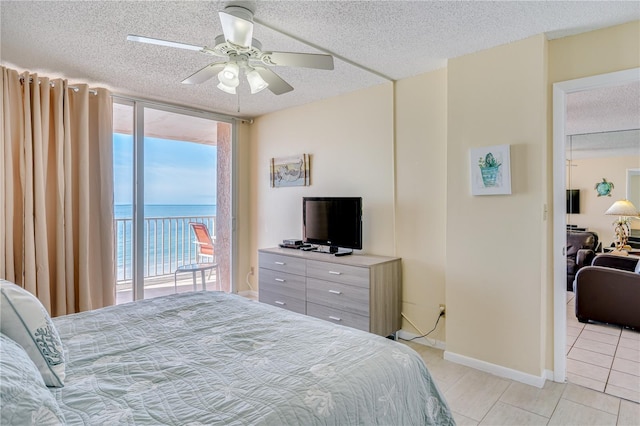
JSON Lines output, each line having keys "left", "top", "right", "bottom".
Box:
{"left": 605, "top": 199, "right": 639, "bottom": 216}
{"left": 246, "top": 68, "right": 268, "bottom": 94}
{"left": 216, "top": 81, "right": 237, "bottom": 94}
{"left": 217, "top": 63, "right": 239, "bottom": 87}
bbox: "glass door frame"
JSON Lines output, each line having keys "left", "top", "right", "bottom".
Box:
{"left": 113, "top": 95, "right": 237, "bottom": 301}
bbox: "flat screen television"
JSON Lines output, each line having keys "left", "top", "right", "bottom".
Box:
{"left": 566, "top": 189, "right": 580, "bottom": 214}
{"left": 303, "top": 197, "right": 362, "bottom": 254}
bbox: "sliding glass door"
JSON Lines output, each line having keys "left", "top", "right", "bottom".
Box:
{"left": 113, "top": 102, "right": 135, "bottom": 303}
{"left": 113, "top": 100, "right": 234, "bottom": 303}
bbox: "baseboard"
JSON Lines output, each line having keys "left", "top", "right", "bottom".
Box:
{"left": 544, "top": 369, "right": 556, "bottom": 382}
{"left": 397, "top": 329, "right": 446, "bottom": 350}
{"left": 237, "top": 290, "right": 258, "bottom": 300}
{"left": 444, "top": 351, "right": 546, "bottom": 389}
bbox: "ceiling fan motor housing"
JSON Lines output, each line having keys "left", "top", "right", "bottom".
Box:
{"left": 224, "top": 5, "right": 255, "bottom": 22}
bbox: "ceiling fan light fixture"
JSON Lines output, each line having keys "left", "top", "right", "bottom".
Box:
{"left": 217, "top": 81, "right": 237, "bottom": 94}
{"left": 128, "top": 4, "right": 334, "bottom": 97}
{"left": 217, "top": 62, "right": 240, "bottom": 88}
{"left": 246, "top": 68, "right": 269, "bottom": 94}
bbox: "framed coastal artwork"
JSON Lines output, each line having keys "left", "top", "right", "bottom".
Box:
{"left": 270, "top": 154, "right": 310, "bottom": 187}
{"left": 470, "top": 144, "right": 512, "bottom": 195}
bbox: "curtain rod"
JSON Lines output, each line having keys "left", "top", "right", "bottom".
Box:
{"left": 20, "top": 76, "right": 98, "bottom": 95}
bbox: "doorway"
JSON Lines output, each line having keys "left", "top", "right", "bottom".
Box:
{"left": 113, "top": 100, "right": 235, "bottom": 303}
{"left": 553, "top": 68, "right": 640, "bottom": 389}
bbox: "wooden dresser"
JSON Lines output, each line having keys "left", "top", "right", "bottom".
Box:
{"left": 258, "top": 247, "right": 401, "bottom": 337}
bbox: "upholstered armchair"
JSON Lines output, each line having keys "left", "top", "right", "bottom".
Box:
{"left": 574, "top": 254, "right": 640, "bottom": 330}
{"left": 566, "top": 231, "right": 599, "bottom": 291}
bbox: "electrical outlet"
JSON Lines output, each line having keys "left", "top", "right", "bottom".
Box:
{"left": 250, "top": 267, "right": 255, "bottom": 275}
{"left": 439, "top": 304, "right": 446, "bottom": 317}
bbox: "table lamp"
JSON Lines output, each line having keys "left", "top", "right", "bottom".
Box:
{"left": 604, "top": 199, "right": 639, "bottom": 252}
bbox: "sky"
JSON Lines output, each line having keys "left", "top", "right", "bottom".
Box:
{"left": 113, "top": 133, "right": 217, "bottom": 205}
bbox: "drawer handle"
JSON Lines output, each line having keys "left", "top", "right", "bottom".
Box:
{"left": 329, "top": 316, "right": 342, "bottom": 321}
{"left": 274, "top": 278, "right": 285, "bottom": 282}
{"left": 274, "top": 301, "right": 286, "bottom": 305}
{"left": 328, "top": 290, "right": 342, "bottom": 295}
{"left": 329, "top": 271, "right": 341, "bottom": 275}
{"left": 275, "top": 261, "right": 285, "bottom": 265}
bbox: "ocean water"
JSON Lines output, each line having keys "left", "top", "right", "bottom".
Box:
{"left": 115, "top": 205, "right": 216, "bottom": 281}
{"left": 115, "top": 204, "right": 216, "bottom": 219}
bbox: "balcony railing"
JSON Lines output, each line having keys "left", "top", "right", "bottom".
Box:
{"left": 115, "top": 216, "right": 215, "bottom": 283}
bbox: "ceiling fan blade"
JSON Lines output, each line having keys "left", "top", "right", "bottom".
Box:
{"left": 181, "top": 63, "right": 226, "bottom": 85}
{"left": 127, "top": 35, "right": 204, "bottom": 51}
{"left": 254, "top": 67, "right": 293, "bottom": 95}
{"left": 219, "top": 10, "right": 253, "bottom": 48}
{"left": 264, "top": 52, "right": 334, "bottom": 70}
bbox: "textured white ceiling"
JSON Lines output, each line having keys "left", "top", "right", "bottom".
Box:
{"left": 566, "top": 81, "right": 640, "bottom": 158}
{"left": 566, "top": 81, "right": 640, "bottom": 135}
{"left": 567, "top": 129, "right": 640, "bottom": 159}
{"left": 1, "top": 0, "right": 639, "bottom": 124}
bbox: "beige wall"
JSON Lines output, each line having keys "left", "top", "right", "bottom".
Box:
{"left": 236, "top": 121, "right": 253, "bottom": 293}
{"left": 567, "top": 156, "right": 640, "bottom": 246}
{"left": 246, "top": 83, "right": 395, "bottom": 287}
{"left": 446, "top": 35, "right": 548, "bottom": 376}
{"left": 548, "top": 21, "right": 640, "bottom": 84}
{"left": 545, "top": 20, "right": 640, "bottom": 370}
{"left": 240, "top": 20, "right": 639, "bottom": 381}
{"left": 395, "top": 69, "right": 448, "bottom": 341}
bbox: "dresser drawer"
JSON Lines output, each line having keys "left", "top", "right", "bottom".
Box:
{"left": 259, "top": 252, "right": 306, "bottom": 276}
{"left": 258, "top": 247, "right": 401, "bottom": 336}
{"left": 259, "top": 289, "right": 306, "bottom": 315}
{"left": 306, "top": 260, "right": 369, "bottom": 288}
{"left": 307, "top": 302, "right": 369, "bottom": 332}
{"left": 306, "top": 278, "right": 369, "bottom": 317}
{"left": 258, "top": 268, "right": 306, "bottom": 300}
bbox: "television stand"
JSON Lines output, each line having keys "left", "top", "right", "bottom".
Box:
{"left": 258, "top": 247, "right": 401, "bottom": 336}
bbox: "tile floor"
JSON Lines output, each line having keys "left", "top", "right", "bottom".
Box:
{"left": 566, "top": 291, "right": 640, "bottom": 403}
{"left": 403, "top": 341, "right": 640, "bottom": 425}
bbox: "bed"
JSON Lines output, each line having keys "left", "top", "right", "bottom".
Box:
{"left": 1, "top": 282, "right": 454, "bottom": 425}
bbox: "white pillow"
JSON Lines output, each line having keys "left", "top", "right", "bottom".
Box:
{"left": 0, "top": 280, "right": 66, "bottom": 387}
{"left": 0, "top": 333, "right": 66, "bottom": 425}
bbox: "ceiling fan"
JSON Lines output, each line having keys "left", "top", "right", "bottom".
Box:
{"left": 127, "top": 4, "right": 334, "bottom": 95}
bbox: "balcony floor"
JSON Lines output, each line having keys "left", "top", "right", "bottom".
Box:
{"left": 116, "top": 272, "right": 220, "bottom": 305}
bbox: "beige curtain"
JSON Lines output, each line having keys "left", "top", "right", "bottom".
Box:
{"left": 1, "top": 66, "right": 115, "bottom": 316}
